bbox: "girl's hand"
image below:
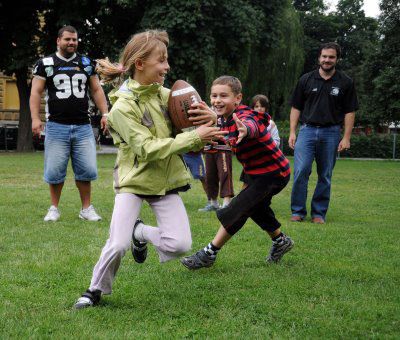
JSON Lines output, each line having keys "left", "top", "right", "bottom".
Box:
{"left": 188, "top": 101, "right": 217, "bottom": 125}
{"left": 233, "top": 113, "right": 247, "bottom": 144}
{"left": 196, "top": 121, "right": 228, "bottom": 143}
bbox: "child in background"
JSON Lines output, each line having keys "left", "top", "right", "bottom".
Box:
{"left": 181, "top": 76, "right": 294, "bottom": 270}
{"left": 239, "top": 94, "right": 282, "bottom": 186}
{"left": 74, "top": 30, "right": 226, "bottom": 308}
{"left": 251, "top": 94, "right": 280, "bottom": 147}
{"left": 198, "top": 116, "right": 234, "bottom": 211}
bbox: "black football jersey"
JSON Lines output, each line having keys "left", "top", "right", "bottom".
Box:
{"left": 33, "top": 52, "right": 97, "bottom": 124}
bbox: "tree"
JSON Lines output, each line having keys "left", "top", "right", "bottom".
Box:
{"left": 0, "top": 0, "right": 108, "bottom": 151}
{"left": 244, "top": 0, "right": 304, "bottom": 120}
{"left": 335, "top": 0, "right": 378, "bottom": 78}
{"left": 0, "top": 0, "right": 43, "bottom": 151}
{"left": 362, "top": 0, "right": 400, "bottom": 127}
{"left": 293, "top": 0, "right": 339, "bottom": 74}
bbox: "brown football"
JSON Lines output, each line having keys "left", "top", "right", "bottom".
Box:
{"left": 168, "top": 80, "right": 202, "bottom": 132}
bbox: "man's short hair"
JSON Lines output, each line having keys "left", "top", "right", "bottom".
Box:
{"left": 318, "top": 42, "right": 341, "bottom": 59}
{"left": 58, "top": 25, "right": 78, "bottom": 38}
{"left": 212, "top": 76, "right": 242, "bottom": 95}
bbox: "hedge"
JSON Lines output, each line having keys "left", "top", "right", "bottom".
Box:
{"left": 279, "top": 133, "right": 400, "bottom": 159}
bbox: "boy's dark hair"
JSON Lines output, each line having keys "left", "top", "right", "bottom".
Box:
{"left": 251, "top": 94, "right": 269, "bottom": 112}
{"left": 58, "top": 25, "right": 78, "bottom": 38}
{"left": 212, "top": 76, "right": 242, "bottom": 95}
{"left": 318, "top": 42, "right": 341, "bottom": 59}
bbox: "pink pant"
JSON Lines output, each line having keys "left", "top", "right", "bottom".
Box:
{"left": 89, "top": 193, "right": 192, "bottom": 294}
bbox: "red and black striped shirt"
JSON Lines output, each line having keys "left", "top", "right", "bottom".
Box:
{"left": 220, "top": 105, "right": 290, "bottom": 178}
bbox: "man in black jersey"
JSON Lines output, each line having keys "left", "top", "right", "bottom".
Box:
{"left": 288, "top": 42, "right": 358, "bottom": 224}
{"left": 30, "top": 26, "right": 108, "bottom": 222}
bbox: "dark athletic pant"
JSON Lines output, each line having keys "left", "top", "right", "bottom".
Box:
{"left": 217, "top": 174, "right": 289, "bottom": 235}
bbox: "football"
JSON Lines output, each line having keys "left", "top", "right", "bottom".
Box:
{"left": 168, "top": 80, "right": 202, "bottom": 132}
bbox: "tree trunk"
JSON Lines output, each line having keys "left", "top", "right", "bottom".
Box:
{"left": 16, "top": 68, "right": 34, "bottom": 152}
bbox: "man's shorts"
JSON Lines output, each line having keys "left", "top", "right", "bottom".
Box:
{"left": 183, "top": 152, "right": 205, "bottom": 180}
{"left": 44, "top": 121, "right": 98, "bottom": 184}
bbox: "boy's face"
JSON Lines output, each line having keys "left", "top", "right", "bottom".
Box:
{"left": 210, "top": 84, "right": 242, "bottom": 118}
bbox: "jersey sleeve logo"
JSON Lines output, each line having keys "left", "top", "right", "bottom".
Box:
{"left": 81, "top": 56, "right": 91, "bottom": 65}
{"left": 45, "top": 66, "right": 54, "bottom": 77}
{"left": 84, "top": 65, "right": 93, "bottom": 75}
{"left": 43, "top": 57, "right": 54, "bottom": 66}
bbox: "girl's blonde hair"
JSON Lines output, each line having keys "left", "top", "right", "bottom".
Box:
{"left": 96, "top": 30, "right": 169, "bottom": 84}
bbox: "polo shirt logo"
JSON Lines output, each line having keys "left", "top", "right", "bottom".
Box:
{"left": 331, "top": 87, "right": 340, "bottom": 96}
{"left": 312, "top": 88, "right": 318, "bottom": 92}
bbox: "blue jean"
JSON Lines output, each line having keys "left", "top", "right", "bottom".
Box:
{"left": 44, "top": 121, "right": 98, "bottom": 184}
{"left": 291, "top": 124, "right": 341, "bottom": 220}
{"left": 183, "top": 153, "right": 205, "bottom": 180}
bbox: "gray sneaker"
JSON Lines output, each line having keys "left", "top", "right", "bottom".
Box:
{"left": 181, "top": 249, "right": 216, "bottom": 270}
{"left": 44, "top": 205, "right": 60, "bottom": 222}
{"left": 198, "top": 203, "right": 219, "bottom": 212}
{"left": 79, "top": 205, "right": 101, "bottom": 221}
{"left": 266, "top": 236, "right": 294, "bottom": 263}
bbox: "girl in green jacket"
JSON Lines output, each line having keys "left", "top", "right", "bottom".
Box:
{"left": 75, "top": 30, "right": 226, "bottom": 309}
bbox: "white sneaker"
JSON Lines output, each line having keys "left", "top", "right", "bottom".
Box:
{"left": 44, "top": 205, "right": 60, "bottom": 222}
{"left": 79, "top": 205, "right": 102, "bottom": 221}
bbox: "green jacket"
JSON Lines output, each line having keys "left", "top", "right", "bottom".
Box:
{"left": 107, "top": 79, "right": 204, "bottom": 195}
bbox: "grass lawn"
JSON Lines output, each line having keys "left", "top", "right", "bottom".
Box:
{"left": 0, "top": 152, "right": 399, "bottom": 338}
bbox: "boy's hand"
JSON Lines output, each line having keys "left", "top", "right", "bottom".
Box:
{"left": 188, "top": 101, "right": 217, "bottom": 125}
{"left": 233, "top": 113, "right": 247, "bottom": 144}
{"left": 196, "top": 121, "right": 228, "bottom": 144}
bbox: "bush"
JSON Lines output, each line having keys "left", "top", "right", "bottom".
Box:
{"left": 279, "top": 133, "right": 400, "bottom": 159}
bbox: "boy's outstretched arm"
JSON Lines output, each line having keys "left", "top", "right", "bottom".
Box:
{"left": 233, "top": 113, "right": 248, "bottom": 144}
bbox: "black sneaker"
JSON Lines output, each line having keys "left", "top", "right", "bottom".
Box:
{"left": 180, "top": 249, "right": 216, "bottom": 270}
{"left": 131, "top": 218, "right": 148, "bottom": 263}
{"left": 74, "top": 289, "right": 101, "bottom": 309}
{"left": 266, "top": 235, "right": 294, "bottom": 263}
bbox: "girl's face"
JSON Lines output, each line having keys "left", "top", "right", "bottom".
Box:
{"left": 210, "top": 84, "right": 242, "bottom": 118}
{"left": 137, "top": 46, "right": 170, "bottom": 85}
{"left": 253, "top": 101, "right": 266, "bottom": 113}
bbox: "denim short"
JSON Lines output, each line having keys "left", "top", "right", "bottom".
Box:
{"left": 182, "top": 153, "right": 205, "bottom": 180}
{"left": 44, "top": 121, "right": 98, "bottom": 184}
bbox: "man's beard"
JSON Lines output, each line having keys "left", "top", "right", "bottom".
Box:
{"left": 60, "top": 46, "right": 76, "bottom": 57}
{"left": 320, "top": 63, "right": 336, "bottom": 72}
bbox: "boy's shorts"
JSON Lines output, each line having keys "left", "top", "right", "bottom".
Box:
{"left": 183, "top": 152, "right": 205, "bottom": 180}
{"left": 44, "top": 121, "right": 98, "bottom": 184}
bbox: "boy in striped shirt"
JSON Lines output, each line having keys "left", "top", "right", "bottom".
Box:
{"left": 181, "top": 76, "right": 294, "bottom": 269}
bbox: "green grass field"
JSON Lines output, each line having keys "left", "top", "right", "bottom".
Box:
{"left": 0, "top": 152, "right": 399, "bottom": 339}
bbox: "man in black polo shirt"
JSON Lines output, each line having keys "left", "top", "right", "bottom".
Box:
{"left": 288, "top": 42, "right": 358, "bottom": 224}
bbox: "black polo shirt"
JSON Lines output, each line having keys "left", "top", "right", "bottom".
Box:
{"left": 290, "top": 69, "right": 359, "bottom": 126}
